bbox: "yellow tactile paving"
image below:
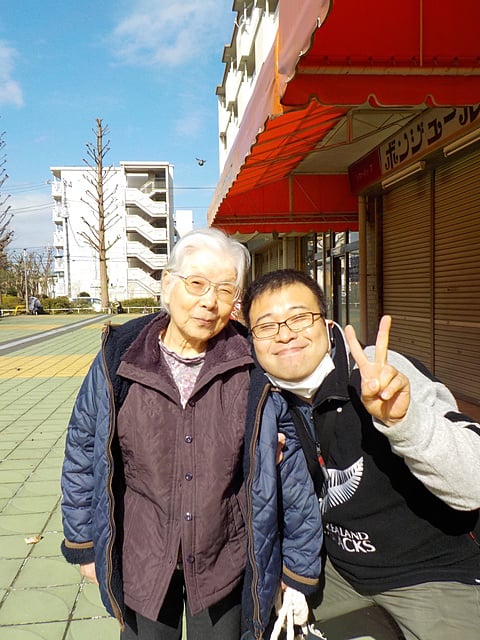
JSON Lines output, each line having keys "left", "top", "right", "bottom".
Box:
{"left": 0, "top": 354, "right": 96, "bottom": 378}
{"left": 0, "top": 323, "right": 60, "bottom": 331}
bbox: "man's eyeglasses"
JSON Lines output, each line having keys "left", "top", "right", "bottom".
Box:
{"left": 251, "top": 312, "right": 322, "bottom": 340}
{"left": 174, "top": 274, "right": 239, "bottom": 303}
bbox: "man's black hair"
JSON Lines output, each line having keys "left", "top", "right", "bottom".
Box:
{"left": 242, "top": 269, "right": 327, "bottom": 328}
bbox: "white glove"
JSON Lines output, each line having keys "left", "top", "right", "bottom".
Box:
{"left": 270, "top": 587, "right": 309, "bottom": 640}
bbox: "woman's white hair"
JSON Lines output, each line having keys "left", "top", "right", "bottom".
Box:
{"left": 160, "top": 227, "right": 251, "bottom": 310}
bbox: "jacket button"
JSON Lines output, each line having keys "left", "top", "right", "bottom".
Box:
{"left": 185, "top": 435, "right": 193, "bottom": 443}
{"left": 185, "top": 473, "right": 193, "bottom": 481}
{"left": 186, "top": 554, "right": 195, "bottom": 564}
{"left": 184, "top": 512, "right": 192, "bottom": 521}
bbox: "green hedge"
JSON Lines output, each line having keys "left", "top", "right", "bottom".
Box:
{"left": 1, "top": 295, "right": 24, "bottom": 309}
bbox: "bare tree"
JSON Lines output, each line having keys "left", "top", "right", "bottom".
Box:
{"left": 79, "top": 118, "right": 120, "bottom": 310}
{"left": 0, "top": 131, "right": 14, "bottom": 269}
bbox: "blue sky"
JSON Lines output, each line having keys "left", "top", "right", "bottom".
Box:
{"left": 0, "top": 0, "right": 234, "bottom": 251}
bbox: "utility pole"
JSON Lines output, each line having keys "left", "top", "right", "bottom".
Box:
{"left": 23, "top": 248, "right": 28, "bottom": 313}
{"left": 62, "top": 180, "right": 72, "bottom": 298}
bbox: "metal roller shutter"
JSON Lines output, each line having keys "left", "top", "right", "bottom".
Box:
{"left": 434, "top": 150, "right": 480, "bottom": 401}
{"left": 254, "top": 242, "right": 283, "bottom": 276}
{"left": 382, "top": 173, "right": 433, "bottom": 369}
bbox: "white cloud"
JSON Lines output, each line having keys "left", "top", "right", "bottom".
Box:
{"left": 0, "top": 41, "right": 23, "bottom": 107}
{"left": 8, "top": 190, "right": 53, "bottom": 250}
{"left": 109, "top": 0, "right": 230, "bottom": 67}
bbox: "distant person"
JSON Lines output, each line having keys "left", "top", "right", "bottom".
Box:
{"left": 241, "top": 269, "right": 480, "bottom": 640}
{"left": 60, "top": 228, "right": 253, "bottom": 640}
{"left": 28, "top": 296, "right": 37, "bottom": 315}
{"left": 28, "top": 296, "right": 42, "bottom": 315}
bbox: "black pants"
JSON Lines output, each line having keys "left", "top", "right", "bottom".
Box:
{"left": 122, "top": 570, "right": 242, "bottom": 640}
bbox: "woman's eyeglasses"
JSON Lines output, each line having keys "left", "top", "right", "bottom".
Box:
{"left": 174, "top": 274, "right": 239, "bottom": 303}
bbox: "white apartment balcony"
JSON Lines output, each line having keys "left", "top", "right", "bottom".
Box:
{"left": 127, "top": 267, "right": 162, "bottom": 298}
{"left": 125, "top": 188, "right": 167, "bottom": 218}
{"left": 54, "top": 257, "right": 65, "bottom": 272}
{"left": 127, "top": 241, "right": 168, "bottom": 271}
{"left": 126, "top": 216, "right": 168, "bottom": 243}
{"left": 51, "top": 181, "right": 63, "bottom": 198}
{"left": 139, "top": 177, "right": 167, "bottom": 195}
{"left": 225, "top": 67, "right": 242, "bottom": 111}
{"left": 53, "top": 232, "right": 64, "bottom": 248}
{"left": 52, "top": 205, "right": 65, "bottom": 223}
{"left": 237, "top": 7, "right": 262, "bottom": 63}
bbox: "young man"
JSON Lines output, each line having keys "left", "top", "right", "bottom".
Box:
{"left": 241, "top": 269, "right": 480, "bottom": 640}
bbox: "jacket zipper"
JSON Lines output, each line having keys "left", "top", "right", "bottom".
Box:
{"left": 100, "top": 324, "right": 125, "bottom": 628}
{"left": 315, "top": 442, "right": 330, "bottom": 484}
{"left": 246, "top": 382, "right": 272, "bottom": 639}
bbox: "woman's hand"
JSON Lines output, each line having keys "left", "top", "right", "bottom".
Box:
{"left": 277, "top": 432, "right": 286, "bottom": 464}
{"left": 80, "top": 562, "right": 98, "bottom": 584}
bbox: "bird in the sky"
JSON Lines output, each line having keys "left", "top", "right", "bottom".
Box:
{"left": 196, "top": 158, "right": 206, "bottom": 166}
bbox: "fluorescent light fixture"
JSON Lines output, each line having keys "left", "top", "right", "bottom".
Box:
{"left": 381, "top": 161, "right": 426, "bottom": 190}
{"left": 443, "top": 128, "right": 480, "bottom": 157}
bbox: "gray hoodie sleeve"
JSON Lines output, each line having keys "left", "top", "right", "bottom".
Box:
{"left": 363, "top": 347, "right": 480, "bottom": 511}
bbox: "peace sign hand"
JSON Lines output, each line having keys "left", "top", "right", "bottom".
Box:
{"left": 344, "top": 315, "right": 410, "bottom": 426}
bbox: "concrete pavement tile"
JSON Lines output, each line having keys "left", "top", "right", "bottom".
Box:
{"left": 45, "top": 509, "right": 63, "bottom": 532}
{"left": 72, "top": 582, "right": 108, "bottom": 618}
{"left": 0, "top": 469, "right": 33, "bottom": 484}
{"left": 0, "top": 558, "right": 25, "bottom": 588}
{"left": 0, "top": 534, "right": 35, "bottom": 558}
{"left": 0, "top": 512, "right": 49, "bottom": 535}
{"left": 29, "top": 468, "right": 62, "bottom": 482}
{"left": 6, "top": 449, "right": 51, "bottom": 460}
{"left": 14, "top": 556, "right": 80, "bottom": 588}
{"left": 66, "top": 617, "right": 118, "bottom": 640}
{"left": 0, "top": 584, "right": 79, "bottom": 624}
{"left": 0, "top": 460, "right": 38, "bottom": 471}
{"left": 0, "top": 622, "right": 67, "bottom": 639}
{"left": 30, "top": 532, "right": 64, "bottom": 558}
{"left": 24, "top": 439, "right": 60, "bottom": 447}
{"left": 0, "top": 484, "right": 21, "bottom": 499}
{"left": 2, "top": 495, "right": 59, "bottom": 516}
{"left": 16, "top": 481, "right": 61, "bottom": 498}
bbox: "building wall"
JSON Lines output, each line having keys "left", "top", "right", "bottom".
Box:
{"left": 51, "top": 161, "right": 175, "bottom": 302}
{"left": 217, "top": 0, "right": 279, "bottom": 169}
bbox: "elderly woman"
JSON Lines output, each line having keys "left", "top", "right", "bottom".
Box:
{"left": 60, "top": 228, "right": 253, "bottom": 640}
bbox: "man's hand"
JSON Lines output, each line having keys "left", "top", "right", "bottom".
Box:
{"left": 345, "top": 315, "right": 410, "bottom": 426}
{"left": 80, "top": 562, "right": 98, "bottom": 584}
{"left": 277, "top": 432, "right": 286, "bottom": 464}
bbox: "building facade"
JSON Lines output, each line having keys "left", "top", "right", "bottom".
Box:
{"left": 209, "top": 0, "right": 480, "bottom": 407}
{"left": 51, "top": 161, "right": 175, "bottom": 302}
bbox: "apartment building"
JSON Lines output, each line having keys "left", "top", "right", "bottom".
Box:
{"left": 51, "top": 161, "right": 175, "bottom": 301}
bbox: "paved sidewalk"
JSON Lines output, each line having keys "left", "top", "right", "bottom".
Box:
{"left": 0, "top": 313, "right": 137, "bottom": 640}
{"left": 1, "top": 314, "right": 479, "bottom": 640}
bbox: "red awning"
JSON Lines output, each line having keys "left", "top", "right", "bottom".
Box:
{"left": 208, "top": 0, "right": 480, "bottom": 233}
{"left": 227, "top": 101, "right": 346, "bottom": 197}
{"left": 215, "top": 173, "right": 358, "bottom": 235}
{"left": 282, "top": 0, "right": 480, "bottom": 108}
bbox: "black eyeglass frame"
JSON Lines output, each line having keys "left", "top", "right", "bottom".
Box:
{"left": 251, "top": 312, "right": 323, "bottom": 340}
